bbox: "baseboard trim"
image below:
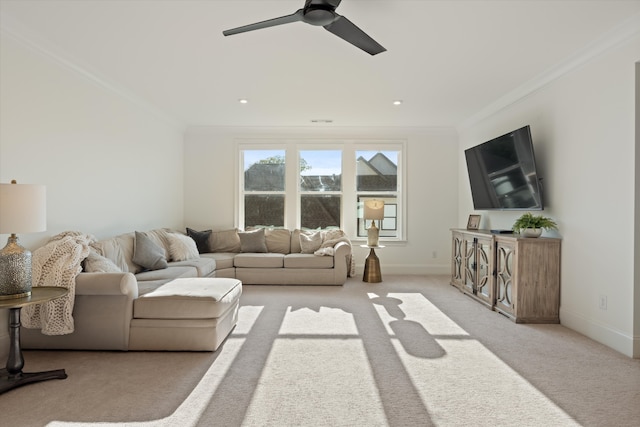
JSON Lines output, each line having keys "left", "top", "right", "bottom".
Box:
{"left": 560, "top": 307, "right": 636, "bottom": 358}
{"left": 355, "top": 264, "right": 450, "bottom": 276}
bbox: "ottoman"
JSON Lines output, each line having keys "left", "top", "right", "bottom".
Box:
{"left": 128, "top": 277, "right": 242, "bottom": 351}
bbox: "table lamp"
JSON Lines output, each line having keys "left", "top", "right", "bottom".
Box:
{"left": 0, "top": 180, "right": 46, "bottom": 299}
{"left": 364, "top": 200, "right": 384, "bottom": 247}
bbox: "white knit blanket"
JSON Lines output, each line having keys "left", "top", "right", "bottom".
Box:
{"left": 21, "top": 231, "right": 93, "bottom": 335}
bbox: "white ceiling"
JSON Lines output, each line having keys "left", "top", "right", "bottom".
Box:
{"left": 1, "top": 0, "right": 639, "bottom": 129}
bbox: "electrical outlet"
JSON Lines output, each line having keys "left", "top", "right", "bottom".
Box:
{"left": 598, "top": 295, "right": 607, "bottom": 310}
{"left": 432, "top": 251, "right": 437, "bottom": 259}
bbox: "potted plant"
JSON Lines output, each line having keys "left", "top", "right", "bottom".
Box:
{"left": 512, "top": 212, "right": 558, "bottom": 237}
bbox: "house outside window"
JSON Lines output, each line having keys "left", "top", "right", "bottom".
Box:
{"left": 242, "top": 149, "right": 286, "bottom": 227}
{"left": 239, "top": 141, "right": 404, "bottom": 241}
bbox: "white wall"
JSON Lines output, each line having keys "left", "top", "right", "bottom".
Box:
{"left": 635, "top": 62, "right": 640, "bottom": 357}
{"left": 458, "top": 35, "right": 640, "bottom": 357}
{"left": 0, "top": 35, "right": 185, "bottom": 358}
{"left": 184, "top": 126, "right": 458, "bottom": 276}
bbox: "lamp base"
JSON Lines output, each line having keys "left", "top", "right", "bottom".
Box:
{"left": 367, "top": 221, "right": 380, "bottom": 247}
{"left": 0, "top": 235, "right": 33, "bottom": 300}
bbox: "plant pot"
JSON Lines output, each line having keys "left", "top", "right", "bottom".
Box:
{"left": 522, "top": 228, "right": 542, "bottom": 238}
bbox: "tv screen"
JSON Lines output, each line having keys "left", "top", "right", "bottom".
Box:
{"left": 465, "top": 125, "right": 543, "bottom": 210}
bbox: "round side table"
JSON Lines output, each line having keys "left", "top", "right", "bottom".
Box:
{"left": 0, "top": 286, "right": 68, "bottom": 394}
{"left": 361, "top": 245, "right": 385, "bottom": 283}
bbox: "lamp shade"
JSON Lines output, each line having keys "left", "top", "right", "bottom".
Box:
{"left": 0, "top": 182, "right": 47, "bottom": 234}
{"left": 364, "top": 200, "right": 384, "bottom": 221}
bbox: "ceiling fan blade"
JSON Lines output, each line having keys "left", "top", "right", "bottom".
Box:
{"left": 324, "top": 15, "right": 386, "bottom": 55}
{"left": 223, "top": 9, "right": 304, "bottom": 36}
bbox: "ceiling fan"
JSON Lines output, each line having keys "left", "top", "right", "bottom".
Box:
{"left": 222, "top": 0, "right": 386, "bottom": 56}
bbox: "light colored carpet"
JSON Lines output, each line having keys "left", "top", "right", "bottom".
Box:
{"left": 1, "top": 275, "right": 638, "bottom": 426}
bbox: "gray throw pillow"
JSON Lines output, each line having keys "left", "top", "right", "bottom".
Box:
{"left": 133, "top": 231, "right": 168, "bottom": 271}
{"left": 210, "top": 228, "right": 241, "bottom": 253}
{"left": 186, "top": 227, "right": 212, "bottom": 253}
{"left": 239, "top": 228, "right": 268, "bottom": 253}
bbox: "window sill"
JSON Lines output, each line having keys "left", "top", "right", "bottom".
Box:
{"left": 351, "top": 238, "right": 407, "bottom": 246}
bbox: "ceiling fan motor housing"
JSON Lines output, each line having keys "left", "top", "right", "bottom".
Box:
{"left": 304, "top": 7, "right": 337, "bottom": 26}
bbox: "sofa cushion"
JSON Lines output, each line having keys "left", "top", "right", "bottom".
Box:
{"left": 239, "top": 228, "right": 268, "bottom": 253}
{"left": 284, "top": 253, "right": 335, "bottom": 269}
{"left": 169, "top": 257, "right": 216, "bottom": 277}
{"left": 200, "top": 252, "right": 235, "bottom": 270}
{"left": 209, "top": 229, "right": 241, "bottom": 253}
{"left": 300, "top": 231, "right": 323, "bottom": 254}
{"left": 167, "top": 232, "right": 200, "bottom": 261}
{"left": 186, "top": 228, "right": 212, "bottom": 253}
{"left": 137, "top": 279, "right": 172, "bottom": 296}
{"left": 134, "top": 278, "right": 242, "bottom": 319}
{"left": 234, "top": 253, "right": 284, "bottom": 268}
{"left": 290, "top": 229, "right": 302, "bottom": 253}
{"left": 133, "top": 231, "right": 169, "bottom": 271}
{"left": 265, "top": 229, "right": 291, "bottom": 254}
{"left": 135, "top": 265, "right": 196, "bottom": 283}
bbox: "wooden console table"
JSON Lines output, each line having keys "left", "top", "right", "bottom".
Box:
{"left": 451, "top": 229, "right": 561, "bottom": 323}
{"left": 0, "top": 287, "right": 68, "bottom": 394}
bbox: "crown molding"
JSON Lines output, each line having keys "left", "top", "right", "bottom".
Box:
{"left": 457, "top": 12, "right": 640, "bottom": 131}
{"left": 0, "top": 13, "right": 185, "bottom": 130}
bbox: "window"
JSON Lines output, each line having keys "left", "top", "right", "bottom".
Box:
{"left": 242, "top": 149, "right": 285, "bottom": 227}
{"left": 239, "top": 141, "right": 405, "bottom": 241}
{"left": 299, "top": 150, "right": 342, "bottom": 229}
{"left": 356, "top": 151, "right": 400, "bottom": 239}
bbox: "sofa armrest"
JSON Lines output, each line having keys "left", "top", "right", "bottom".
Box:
{"left": 75, "top": 272, "right": 138, "bottom": 299}
{"left": 333, "top": 241, "right": 352, "bottom": 279}
{"left": 22, "top": 272, "right": 138, "bottom": 351}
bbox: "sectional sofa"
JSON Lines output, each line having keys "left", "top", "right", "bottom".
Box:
{"left": 21, "top": 227, "right": 352, "bottom": 351}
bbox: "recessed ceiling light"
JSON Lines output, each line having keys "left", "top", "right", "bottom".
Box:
{"left": 238, "top": 99, "right": 248, "bottom": 104}
{"left": 393, "top": 100, "right": 403, "bottom": 106}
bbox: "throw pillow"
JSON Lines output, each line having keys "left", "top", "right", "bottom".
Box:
{"left": 210, "top": 228, "right": 242, "bottom": 253}
{"left": 290, "top": 229, "right": 302, "bottom": 253}
{"left": 167, "top": 232, "right": 200, "bottom": 261}
{"left": 265, "top": 228, "right": 291, "bottom": 254}
{"left": 83, "top": 250, "right": 122, "bottom": 273}
{"left": 186, "top": 227, "right": 212, "bottom": 253}
{"left": 238, "top": 228, "right": 268, "bottom": 253}
{"left": 132, "top": 231, "right": 168, "bottom": 271}
{"left": 300, "top": 231, "right": 323, "bottom": 254}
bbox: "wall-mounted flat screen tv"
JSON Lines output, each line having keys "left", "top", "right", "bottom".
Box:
{"left": 464, "top": 125, "right": 543, "bottom": 210}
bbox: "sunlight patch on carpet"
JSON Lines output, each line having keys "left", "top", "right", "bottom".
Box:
{"left": 279, "top": 305, "right": 358, "bottom": 335}
{"left": 243, "top": 307, "right": 386, "bottom": 426}
{"left": 233, "top": 305, "right": 264, "bottom": 335}
{"left": 372, "top": 292, "right": 580, "bottom": 426}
